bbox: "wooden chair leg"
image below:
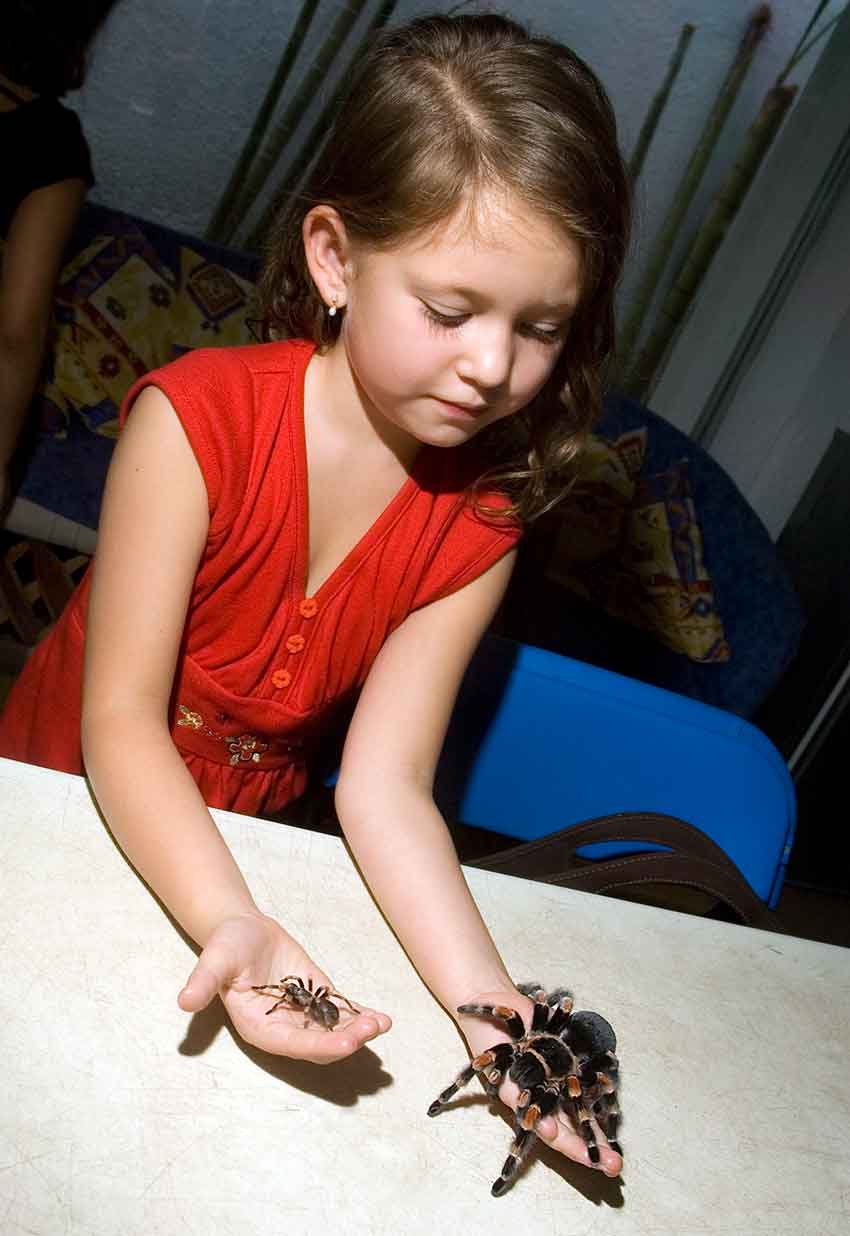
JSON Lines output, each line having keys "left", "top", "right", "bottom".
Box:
{"left": 30, "top": 541, "right": 75, "bottom": 621}
{"left": 0, "top": 551, "right": 41, "bottom": 645}
{"left": 0, "top": 539, "right": 89, "bottom": 647}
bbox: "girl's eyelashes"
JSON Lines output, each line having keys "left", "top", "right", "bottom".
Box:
{"left": 523, "top": 323, "right": 566, "bottom": 346}
{"left": 420, "top": 302, "right": 566, "bottom": 345}
{"left": 421, "top": 303, "right": 470, "bottom": 331}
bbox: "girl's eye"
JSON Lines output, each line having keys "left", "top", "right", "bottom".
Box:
{"left": 421, "top": 302, "right": 567, "bottom": 345}
{"left": 421, "top": 304, "right": 469, "bottom": 330}
{"left": 522, "top": 324, "right": 564, "bottom": 346}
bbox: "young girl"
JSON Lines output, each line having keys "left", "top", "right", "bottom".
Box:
{"left": 0, "top": 13, "right": 630, "bottom": 1175}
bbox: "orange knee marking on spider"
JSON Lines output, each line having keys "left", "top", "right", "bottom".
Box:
{"left": 472, "top": 1050, "right": 496, "bottom": 1069}
{"left": 494, "top": 1006, "right": 518, "bottom": 1019}
{"left": 521, "top": 1105, "right": 541, "bottom": 1130}
{"left": 567, "top": 1076, "right": 582, "bottom": 1098}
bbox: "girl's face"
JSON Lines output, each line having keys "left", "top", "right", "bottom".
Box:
{"left": 337, "top": 193, "right": 583, "bottom": 450}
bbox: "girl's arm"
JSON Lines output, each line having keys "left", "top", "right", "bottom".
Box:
{"left": 81, "top": 388, "right": 389, "bottom": 1060}
{"left": 334, "top": 553, "right": 518, "bottom": 1009}
{"left": 81, "top": 386, "right": 257, "bottom": 943}
{"left": 334, "top": 559, "right": 622, "bottom": 1173}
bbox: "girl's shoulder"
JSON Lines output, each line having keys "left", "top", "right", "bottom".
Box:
{"left": 162, "top": 338, "right": 314, "bottom": 382}
{"left": 134, "top": 339, "right": 315, "bottom": 428}
{"left": 121, "top": 339, "right": 315, "bottom": 453}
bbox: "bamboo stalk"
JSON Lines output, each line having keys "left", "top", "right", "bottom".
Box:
{"left": 244, "top": 0, "right": 400, "bottom": 253}
{"left": 623, "top": 83, "right": 796, "bottom": 400}
{"left": 615, "top": 5, "right": 772, "bottom": 382}
{"left": 224, "top": 0, "right": 370, "bottom": 246}
{"left": 628, "top": 24, "right": 696, "bottom": 185}
{"left": 779, "top": 2, "right": 842, "bottom": 83}
{"left": 777, "top": 0, "right": 830, "bottom": 82}
{"left": 206, "top": 0, "right": 321, "bottom": 243}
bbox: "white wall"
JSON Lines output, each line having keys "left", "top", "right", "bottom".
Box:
{"left": 72, "top": 0, "right": 841, "bottom": 278}
{"left": 708, "top": 169, "right": 850, "bottom": 539}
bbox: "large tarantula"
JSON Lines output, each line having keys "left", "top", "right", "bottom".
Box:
{"left": 251, "top": 974, "right": 360, "bottom": 1030}
{"left": 428, "top": 983, "right": 622, "bottom": 1196}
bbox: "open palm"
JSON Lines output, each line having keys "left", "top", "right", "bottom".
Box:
{"left": 178, "top": 911, "right": 391, "bottom": 1063}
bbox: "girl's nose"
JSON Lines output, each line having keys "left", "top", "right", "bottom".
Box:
{"left": 456, "top": 323, "right": 513, "bottom": 391}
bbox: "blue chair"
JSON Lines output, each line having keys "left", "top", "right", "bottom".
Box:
{"left": 434, "top": 634, "right": 796, "bottom": 909}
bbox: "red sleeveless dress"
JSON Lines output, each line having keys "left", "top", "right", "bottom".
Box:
{"left": 0, "top": 340, "right": 521, "bottom": 815}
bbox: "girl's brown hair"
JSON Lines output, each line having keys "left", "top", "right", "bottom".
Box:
{"left": 256, "top": 12, "right": 631, "bottom": 523}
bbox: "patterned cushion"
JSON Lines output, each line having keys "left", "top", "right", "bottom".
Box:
{"left": 36, "top": 218, "right": 256, "bottom": 440}
{"left": 554, "top": 428, "right": 646, "bottom": 565}
{"left": 548, "top": 443, "right": 730, "bottom": 664}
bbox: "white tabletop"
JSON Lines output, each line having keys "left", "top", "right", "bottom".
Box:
{"left": 1, "top": 757, "right": 848, "bottom": 1235}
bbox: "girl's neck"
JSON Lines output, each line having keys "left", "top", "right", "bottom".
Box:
{"left": 305, "top": 339, "right": 421, "bottom": 473}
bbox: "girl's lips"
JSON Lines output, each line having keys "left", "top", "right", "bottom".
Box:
{"left": 435, "top": 398, "right": 489, "bottom": 418}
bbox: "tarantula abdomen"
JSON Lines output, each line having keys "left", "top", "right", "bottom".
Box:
{"left": 566, "top": 1009, "right": 617, "bottom": 1057}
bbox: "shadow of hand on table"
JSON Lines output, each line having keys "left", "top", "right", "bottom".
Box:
{"left": 432, "top": 1091, "right": 625, "bottom": 1206}
{"left": 177, "top": 998, "right": 393, "bottom": 1106}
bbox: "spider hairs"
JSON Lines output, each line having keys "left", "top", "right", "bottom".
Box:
{"left": 428, "top": 982, "right": 622, "bottom": 1196}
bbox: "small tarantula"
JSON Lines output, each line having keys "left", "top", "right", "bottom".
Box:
{"left": 428, "top": 983, "right": 622, "bottom": 1196}
{"left": 251, "top": 974, "right": 360, "bottom": 1030}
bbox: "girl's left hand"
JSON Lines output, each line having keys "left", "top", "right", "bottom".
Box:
{"left": 456, "top": 989, "right": 623, "bottom": 1178}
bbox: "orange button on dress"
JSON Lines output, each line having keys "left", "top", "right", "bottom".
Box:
{"left": 0, "top": 340, "right": 521, "bottom": 817}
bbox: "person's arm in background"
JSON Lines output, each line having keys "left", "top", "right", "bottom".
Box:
{"left": 0, "top": 176, "right": 87, "bottom": 514}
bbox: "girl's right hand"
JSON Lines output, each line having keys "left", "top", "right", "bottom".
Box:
{"left": 178, "top": 911, "right": 391, "bottom": 1063}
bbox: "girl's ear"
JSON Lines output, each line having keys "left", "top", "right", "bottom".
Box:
{"left": 303, "top": 206, "right": 352, "bottom": 312}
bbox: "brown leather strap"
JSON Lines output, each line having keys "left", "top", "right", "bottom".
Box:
{"left": 468, "top": 811, "right": 774, "bottom": 927}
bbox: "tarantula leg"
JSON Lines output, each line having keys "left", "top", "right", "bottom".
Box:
{"left": 456, "top": 1003, "right": 526, "bottom": 1039}
{"left": 490, "top": 1083, "right": 559, "bottom": 1198}
{"left": 531, "top": 993, "right": 551, "bottom": 1031}
{"left": 591, "top": 1084, "right": 623, "bottom": 1155}
{"left": 518, "top": 1083, "right": 559, "bottom": 1132}
{"left": 491, "top": 1127, "right": 536, "bottom": 1197}
{"left": 327, "top": 989, "right": 362, "bottom": 1015}
{"left": 543, "top": 990, "right": 575, "bottom": 1036}
{"left": 251, "top": 985, "right": 298, "bottom": 1016}
{"left": 516, "top": 981, "right": 545, "bottom": 1000}
{"left": 427, "top": 1044, "right": 513, "bottom": 1115}
{"left": 564, "top": 1075, "right": 602, "bottom": 1164}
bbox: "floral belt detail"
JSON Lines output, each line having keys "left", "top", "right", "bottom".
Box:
{"left": 175, "top": 704, "right": 302, "bottom": 768}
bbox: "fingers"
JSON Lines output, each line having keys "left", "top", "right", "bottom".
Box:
{"left": 536, "top": 1112, "right": 623, "bottom": 1177}
{"left": 252, "top": 1009, "right": 392, "bottom": 1064}
{"left": 178, "top": 957, "right": 222, "bottom": 1012}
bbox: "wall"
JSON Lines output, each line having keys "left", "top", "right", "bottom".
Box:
{"left": 709, "top": 170, "right": 850, "bottom": 539}
{"left": 73, "top": 0, "right": 840, "bottom": 292}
